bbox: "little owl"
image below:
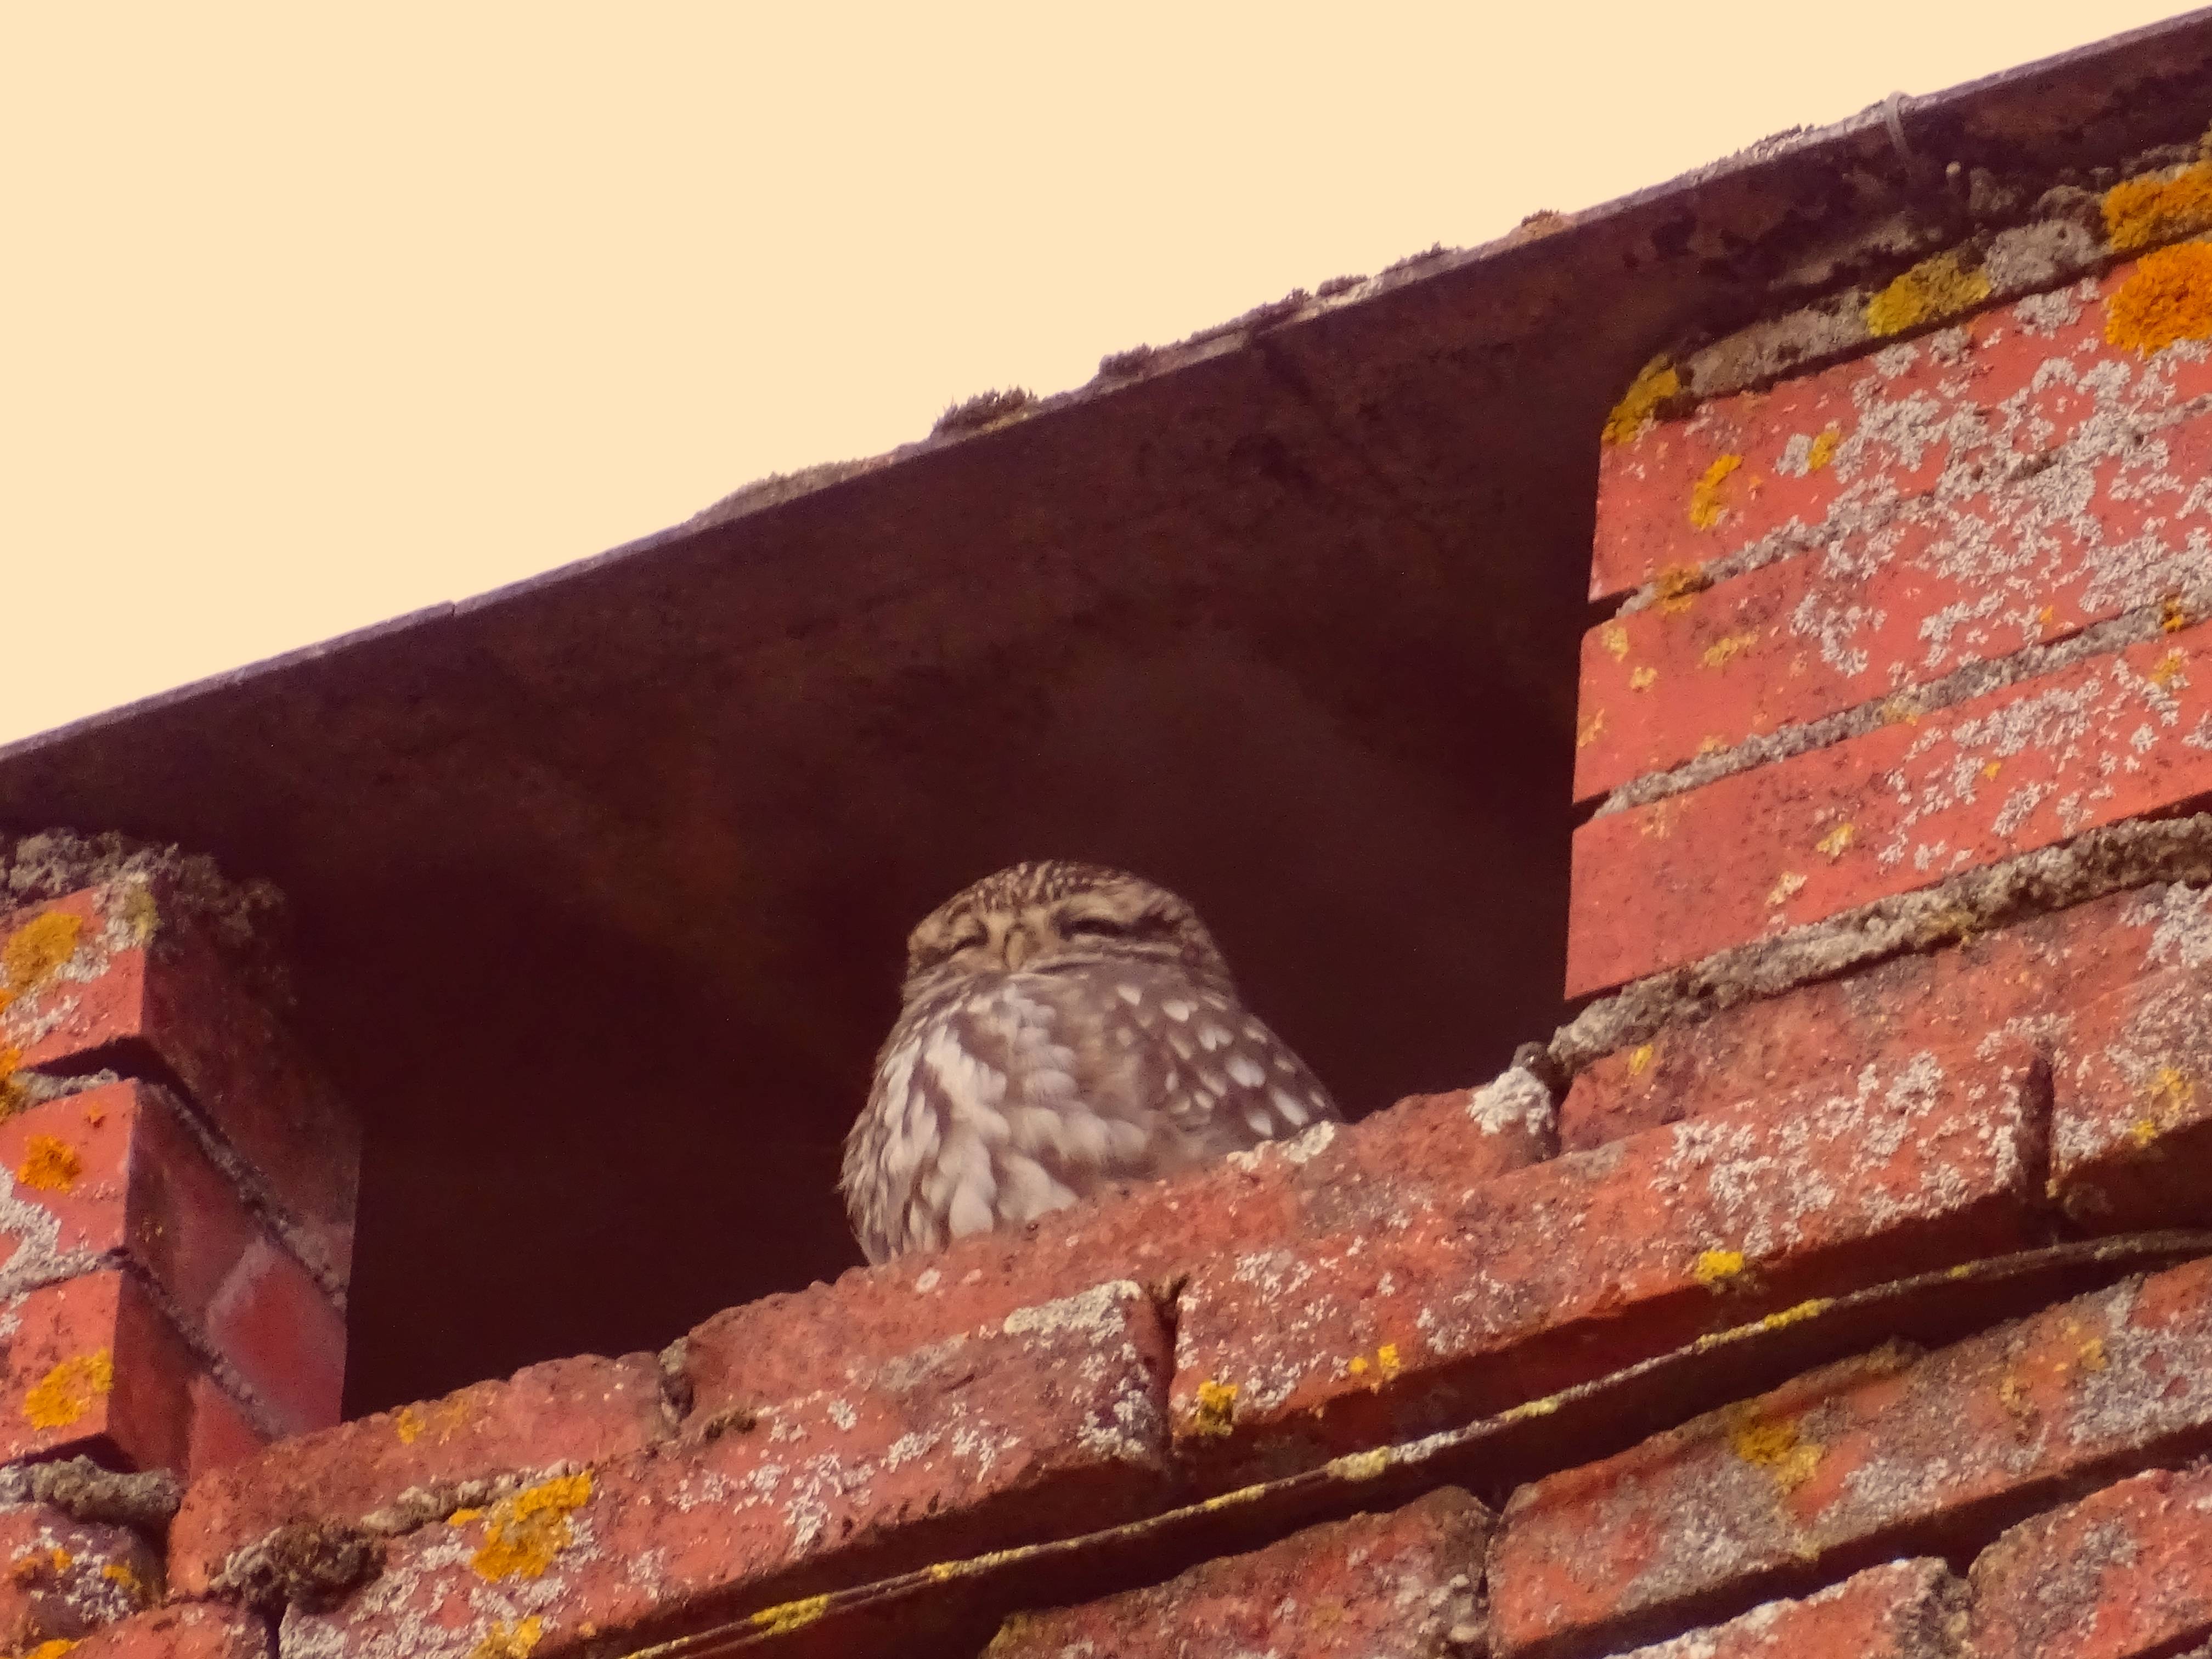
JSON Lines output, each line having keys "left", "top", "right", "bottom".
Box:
{"left": 841, "top": 860, "right": 1340, "bottom": 1263}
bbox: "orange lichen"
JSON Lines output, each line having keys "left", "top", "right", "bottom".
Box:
{"left": 1191, "top": 1378, "right": 1239, "bottom": 1437}
{"left": 1603, "top": 359, "right": 1681, "bottom": 444}
{"left": 0, "top": 1046, "right": 24, "bottom": 1124}
{"left": 393, "top": 1406, "right": 424, "bottom": 1444}
{"left": 470, "top": 1618, "right": 546, "bottom": 1658}
{"left": 1, "top": 913, "right": 81, "bottom": 997}
{"left": 2165, "top": 595, "right": 2193, "bottom": 633}
{"left": 1865, "top": 251, "right": 1991, "bottom": 337}
{"left": 21, "top": 1641, "right": 80, "bottom": 1659}
{"left": 1805, "top": 427, "right": 1842, "bottom": 470}
{"left": 469, "top": 1474, "right": 592, "bottom": 1582}
{"left": 23, "top": 1352, "right": 112, "bottom": 1430}
{"left": 2107, "top": 242, "right": 2212, "bottom": 356}
{"left": 1700, "top": 632, "right": 1758, "bottom": 669}
{"left": 1655, "top": 563, "right": 1712, "bottom": 613}
{"left": 16, "top": 1137, "right": 81, "bottom": 1194}
{"left": 1728, "top": 1409, "right": 1822, "bottom": 1490}
{"left": 2104, "top": 165, "right": 2212, "bottom": 253}
{"left": 99, "top": 1560, "right": 148, "bottom": 1604}
{"left": 1688, "top": 454, "right": 1743, "bottom": 530}
{"left": 2151, "top": 650, "right": 2190, "bottom": 688}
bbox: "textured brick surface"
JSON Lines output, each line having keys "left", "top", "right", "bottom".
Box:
{"left": 1570, "top": 621, "right": 2212, "bottom": 995}
{"left": 682, "top": 1069, "right": 1554, "bottom": 1420}
{"left": 0, "top": 1081, "right": 342, "bottom": 1437}
{"left": 1588, "top": 260, "right": 2212, "bottom": 602}
{"left": 986, "top": 1486, "right": 1492, "bottom": 1658}
{"left": 1970, "top": 1463, "right": 2212, "bottom": 1659}
{"left": 0, "top": 1501, "right": 161, "bottom": 1649}
{"left": 167, "top": 1350, "right": 671, "bottom": 1594}
{"left": 1558, "top": 878, "right": 2196, "bottom": 1153}
{"left": 1489, "top": 1257, "right": 2212, "bottom": 1659}
{"left": 0, "top": 1269, "right": 236, "bottom": 1475}
{"left": 1581, "top": 277, "right": 2212, "bottom": 795}
{"left": 67, "top": 1602, "right": 270, "bottom": 1657}
{"left": 1613, "top": 1559, "right": 1966, "bottom": 1659}
{"left": 0, "top": 883, "right": 358, "bottom": 1290}
{"left": 1170, "top": 1039, "right": 2041, "bottom": 1487}
{"left": 284, "top": 1281, "right": 1173, "bottom": 1659}
{"left": 2050, "top": 953, "right": 2212, "bottom": 1231}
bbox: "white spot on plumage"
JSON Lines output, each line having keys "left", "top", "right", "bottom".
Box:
{"left": 1161, "top": 998, "right": 1194, "bottom": 1022}
{"left": 1116, "top": 984, "right": 1143, "bottom": 1006}
{"left": 1199, "top": 1025, "right": 1231, "bottom": 1051}
{"left": 1227, "top": 1055, "right": 1267, "bottom": 1088}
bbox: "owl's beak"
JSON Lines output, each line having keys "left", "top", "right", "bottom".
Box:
{"left": 1003, "top": 930, "right": 1030, "bottom": 970}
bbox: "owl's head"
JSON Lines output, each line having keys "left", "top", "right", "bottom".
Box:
{"left": 900, "top": 861, "right": 1234, "bottom": 1002}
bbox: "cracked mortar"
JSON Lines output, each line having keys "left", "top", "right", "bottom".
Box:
{"left": 1550, "top": 811, "right": 2212, "bottom": 1074}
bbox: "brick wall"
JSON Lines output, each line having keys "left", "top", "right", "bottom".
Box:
{"left": 27, "top": 149, "right": 2212, "bottom": 1659}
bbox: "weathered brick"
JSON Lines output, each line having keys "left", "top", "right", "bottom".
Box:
{"left": 986, "top": 1486, "right": 1492, "bottom": 1658}
{"left": 1170, "top": 1039, "right": 2041, "bottom": 1488}
{"left": 0, "top": 1502, "right": 162, "bottom": 1649}
{"left": 283, "top": 1281, "right": 1173, "bottom": 1659}
{"left": 682, "top": 1069, "right": 1554, "bottom": 1420}
{"left": 167, "top": 1351, "right": 671, "bottom": 1594}
{"left": 1970, "top": 1462, "right": 2212, "bottom": 1659}
{"left": 0, "top": 1269, "right": 244, "bottom": 1475}
{"left": 0, "top": 1081, "right": 342, "bottom": 1438}
{"left": 1569, "top": 622, "right": 2212, "bottom": 995}
{"left": 1614, "top": 1559, "right": 1966, "bottom": 1659}
{"left": 0, "top": 883, "right": 358, "bottom": 1291}
{"left": 1588, "top": 258, "right": 2212, "bottom": 602}
{"left": 1489, "top": 1256, "right": 2212, "bottom": 1659}
{"left": 65, "top": 1602, "right": 270, "bottom": 1658}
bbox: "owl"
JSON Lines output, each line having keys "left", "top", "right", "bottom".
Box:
{"left": 840, "top": 860, "right": 1341, "bottom": 1263}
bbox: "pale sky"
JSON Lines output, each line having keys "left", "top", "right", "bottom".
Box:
{"left": 4, "top": 3, "right": 2197, "bottom": 747}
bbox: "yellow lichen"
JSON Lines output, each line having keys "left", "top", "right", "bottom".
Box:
{"left": 1629, "top": 666, "right": 1657, "bottom": 692}
{"left": 1692, "top": 1249, "right": 1746, "bottom": 1289}
{"left": 1503, "top": 1394, "right": 1561, "bottom": 1420}
{"left": 1329, "top": 1447, "right": 1391, "bottom": 1481}
{"left": 1, "top": 913, "right": 81, "bottom": 997}
{"left": 1688, "top": 454, "right": 1744, "bottom": 530}
{"left": 23, "top": 1352, "right": 112, "bottom": 1430}
{"left": 394, "top": 1406, "right": 424, "bottom": 1444}
{"left": 1601, "top": 624, "right": 1630, "bottom": 660}
{"left": 16, "top": 1137, "right": 81, "bottom": 1194}
{"left": 1603, "top": 358, "right": 1681, "bottom": 444}
{"left": 469, "top": 1473, "right": 592, "bottom": 1582}
{"left": 1815, "top": 823, "right": 1855, "bottom": 860}
{"left": 1576, "top": 709, "right": 1607, "bottom": 750}
{"left": 1805, "top": 427, "right": 1842, "bottom": 470}
{"left": 1375, "top": 1342, "right": 1400, "bottom": 1378}
{"left": 1626, "top": 1043, "right": 1656, "bottom": 1078}
{"left": 2132, "top": 1116, "right": 2163, "bottom": 1148}
{"left": 2166, "top": 596, "right": 2193, "bottom": 634}
{"left": 1767, "top": 871, "right": 1807, "bottom": 907}
{"left": 20, "top": 1641, "right": 79, "bottom": 1659}
{"left": 1700, "top": 633, "right": 1758, "bottom": 669}
{"left": 2151, "top": 650, "right": 2190, "bottom": 689}
{"left": 1865, "top": 251, "right": 1991, "bottom": 337}
{"left": 446, "top": 1507, "right": 484, "bottom": 1526}
{"left": 0, "top": 1046, "right": 22, "bottom": 1122}
{"left": 2108, "top": 241, "right": 2212, "bottom": 356}
{"left": 99, "top": 1559, "right": 146, "bottom": 1604}
{"left": 1655, "top": 563, "right": 1712, "bottom": 613}
{"left": 2105, "top": 165, "right": 2212, "bottom": 252}
{"left": 1190, "top": 1378, "right": 1239, "bottom": 1437}
{"left": 1759, "top": 1298, "right": 1832, "bottom": 1331}
{"left": 1982, "top": 759, "right": 2004, "bottom": 781}
{"left": 470, "top": 1617, "right": 546, "bottom": 1658}
{"left": 750, "top": 1595, "right": 831, "bottom": 1635}
{"left": 2078, "top": 1335, "right": 2108, "bottom": 1372}
{"left": 1728, "top": 1411, "right": 1822, "bottom": 1490}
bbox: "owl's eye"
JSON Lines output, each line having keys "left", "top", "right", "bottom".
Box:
{"left": 1065, "top": 913, "right": 1137, "bottom": 940}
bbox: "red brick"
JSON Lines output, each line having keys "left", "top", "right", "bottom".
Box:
{"left": 66, "top": 1603, "right": 270, "bottom": 1658}
{"left": 986, "top": 1486, "right": 1492, "bottom": 1657}
{"left": 0, "top": 1081, "right": 342, "bottom": 1438}
{"left": 1579, "top": 396, "right": 2212, "bottom": 800}
{"left": 1970, "top": 1463, "right": 2212, "bottom": 1659}
{"left": 0, "top": 883, "right": 359, "bottom": 1291}
{"left": 167, "top": 1351, "right": 672, "bottom": 1594}
{"left": 681, "top": 1070, "right": 1553, "bottom": 1420}
{"left": 1615, "top": 1559, "right": 1965, "bottom": 1659}
{"left": 1488, "top": 1256, "right": 2212, "bottom": 1659}
{"left": 1568, "top": 622, "right": 2212, "bottom": 995}
{"left": 1589, "top": 258, "right": 2212, "bottom": 602}
{"left": 0, "top": 1269, "right": 247, "bottom": 1475}
{"left": 0, "top": 1502, "right": 162, "bottom": 1649}
{"left": 284, "top": 1280, "right": 1173, "bottom": 1659}
{"left": 1557, "top": 878, "right": 2187, "bottom": 1153}
{"left": 1169, "top": 1039, "right": 2041, "bottom": 1488}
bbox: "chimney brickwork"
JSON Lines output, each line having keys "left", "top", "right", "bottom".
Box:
{"left": 24, "top": 119, "right": 2212, "bottom": 1659}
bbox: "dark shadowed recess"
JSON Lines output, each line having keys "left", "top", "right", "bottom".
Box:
{"left": 5, "top": 12, "right": 2212, "bottom": 1414}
